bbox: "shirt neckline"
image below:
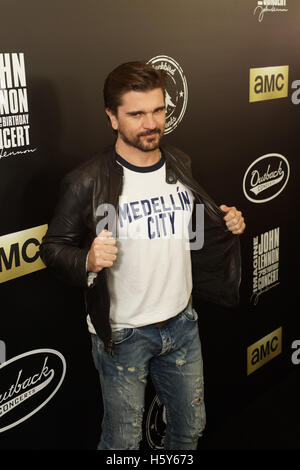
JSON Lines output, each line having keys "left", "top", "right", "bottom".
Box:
{"left": 115, "top": 151, "right": 165, "bottom": 173}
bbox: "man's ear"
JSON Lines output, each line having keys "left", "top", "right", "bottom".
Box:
{"left": 105, "top": 108, "right": 118, "bottom": 131}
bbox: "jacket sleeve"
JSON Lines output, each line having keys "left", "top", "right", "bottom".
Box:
{"left": 39, "top": 173, "right": 91, "bottom": 288}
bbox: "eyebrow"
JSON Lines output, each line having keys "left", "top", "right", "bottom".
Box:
{"left": 126, "top": 106, "right": 165, "bottom": 116}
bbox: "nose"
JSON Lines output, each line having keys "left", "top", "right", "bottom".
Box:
{"left": 143, "top": 113, "right": 157, "bottom": 129}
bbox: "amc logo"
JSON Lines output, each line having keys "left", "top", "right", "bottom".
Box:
{"left": 249, "top": 66, "right": 289, "bottom": 102}
{"left": 247, "top": 327, "right": 282, "bottom": 375}
{"left": 0, "top": 225, "right": 47, "bottom": 283}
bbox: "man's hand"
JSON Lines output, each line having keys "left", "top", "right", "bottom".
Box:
{"left": 87, "top": 230, "right": 118, "bottom": 272}
{"left": 220, "top": 204, "right": 246, "bottom": 235}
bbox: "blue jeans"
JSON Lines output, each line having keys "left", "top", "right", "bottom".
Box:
{"left": 91, "top": 303, "right": 206, "bottom": 450}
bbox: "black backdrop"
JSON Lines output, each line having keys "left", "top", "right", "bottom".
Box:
{"left": 0, "top": 0, "right": 299, "bottom": 450}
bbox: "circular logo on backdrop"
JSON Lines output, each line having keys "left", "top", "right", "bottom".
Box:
{"left": 243, "top": 153, "right": 290, "bottom": 203}
{"left": 148, "top": 55, "right": 188, "bottom": 134}
{"left": 0, "top": 349, "right": 66, "bottom": 433}
{"left": 145, "top": 394, "right": 166, "bottom": 449}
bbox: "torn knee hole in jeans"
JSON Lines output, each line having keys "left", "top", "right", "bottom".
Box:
{"left": 116, "top": 364, "right": 147, "bottom": 386}
{"left": 176, "top": 358, "right": 186, "bottom": 367}
{"left": 132, "top": 411, "right": 143, "bottom": 428}
{"left": 130, "top": 406, "right": 144, "bottom": 444}
{"left": 192, "top": 396, "right": 202, "bottom": 405}
{"left": 138, "top": 369, "right": 147, "bottom": 384}
{"left": 175, "top": 350, "right": 187, "bottom": 373}
{"left": 191, "top": 376, "right": 204, "bottom": 406}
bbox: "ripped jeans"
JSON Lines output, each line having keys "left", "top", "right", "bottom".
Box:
{"left": 91, "top": 303, "right": 206, "bottom": 450}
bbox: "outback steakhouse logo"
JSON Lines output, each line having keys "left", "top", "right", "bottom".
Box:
{"left": 0, "top": 349, "right": 66, "bottom": 433}
{"left": 243, "top": 153, "right": 290, "bottom": 203}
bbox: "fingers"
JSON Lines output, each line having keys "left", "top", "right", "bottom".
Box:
{"left": 220, "top": 205, "right": 246, "bottom": 235}
{"left": 95, "top": 241, "right": 118, "bottom": 257}
{"left": 90, "top": 249, "right": 117, "bottom": 271}
{"left": 94, "top": 237, "right": 117, "bottom": 249}
{"left": 95, "top": 234, "right": 118, "bottom": 259}
{"left": 230, "top": 220, "right": 246, "bottom": 235}
{"left": 97, "top": 230, "right": 116, "bottom": 243}
{"left": 88, "top": 231, "right": 118, "bottom": 272}
{"left": 96, "top": 231, "right": 117, "bottom": 249}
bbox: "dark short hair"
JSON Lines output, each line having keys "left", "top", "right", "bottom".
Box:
{"left": 103, "top": 61, "right": 166, "bottom": 114}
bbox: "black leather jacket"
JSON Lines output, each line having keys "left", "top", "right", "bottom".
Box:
{"left": 40, "top": 144, "right": 241, "bottom": 352}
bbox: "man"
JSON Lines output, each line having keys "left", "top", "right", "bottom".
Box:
{"left": 40, "top": 61, "right": 245, "bottom": 450}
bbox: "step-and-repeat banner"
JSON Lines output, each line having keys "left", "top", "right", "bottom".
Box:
{"left": 1, "top": 0, "right": 299, "bottom": 449}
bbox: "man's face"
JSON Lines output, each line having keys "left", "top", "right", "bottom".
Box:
{"left": 106, "top": 88, "right": 166, "bottom": 152}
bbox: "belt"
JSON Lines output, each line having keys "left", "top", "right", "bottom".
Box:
{"left": 151, "top": 302, "right": 190, "bottom": 328}
{"left": 152, "top": 320, "right": 169, "bottom": 328}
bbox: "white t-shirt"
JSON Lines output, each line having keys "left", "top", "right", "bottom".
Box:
{"left": 87, "top": 152, "right": 194, "bottom": 333}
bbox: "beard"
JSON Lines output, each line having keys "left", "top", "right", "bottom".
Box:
{"left": 118, "top": 127, "right": 163, "bottom": 152}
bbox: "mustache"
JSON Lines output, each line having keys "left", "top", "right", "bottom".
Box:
{"left": 138, "top": 128, "right": 161, "bottom": 137}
